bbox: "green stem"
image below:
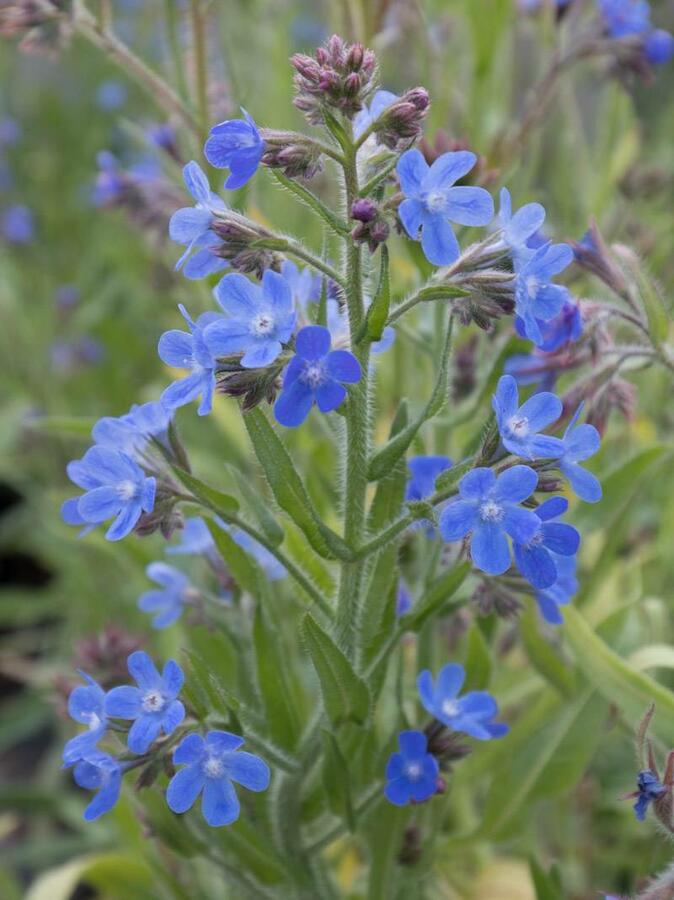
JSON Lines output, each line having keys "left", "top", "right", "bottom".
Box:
{"left": 304, "top": 782, "right": 382, "bottom": 853}
{"left": 359, "top": 156, "right": 399, "bottom": 197}
{"left": 283, "top": 238, "right": 346, "bottom": 289}
{"left": 269, "top": 170, "right": 350, "bottom": 236}
{"left": 163, "top": 0, "right": 190, "bottom": 103}
{"left": 189, "top": 0, "right": 210, "bottom": 141}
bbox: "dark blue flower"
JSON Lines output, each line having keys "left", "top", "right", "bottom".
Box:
{"left": 281, "top": 260, "right": 321, "bottom": 309}
{"left": 515, "top": 298, "right": 582, "bottom": 352}
{"left": 158, "top": 305, "right": 224, "bottom": 415}
{"left": 417, "top": 663, "right": 508, "bottom": 740}
{"left": 204, "top": 110, "right": 265, "bottom": 190}
{"left": 166, "top": 730, "right": 270, "bottom": 827}
{"left": 599, "top": 0, "right": 651, "bottom": 38}
{"left": 514, "top": 241, "right": 573, "bottom": 345}
{"left": 397, "top": 149, "right": 494, "bottom": 266}
{"left": 71, "top": 751, "right": 123, "bottom": 821}
{"left": 513, "top": 496, "right": 580, "bottom": 589}
{"left": 644, "top": 28, "right": 674, "bottom": 65}
{"left": 633, "top": 769, "right": 666, "bottom": 821}
{"left": 274, "top": 325, "right": 361, "bottom": 428}
{"left": 61, "top": 446, "right": 156, "bottom": 542}
{"left": 438, "top": 466, "right": 540, "bottom": 575}
{"left": 105, "top": 651, "right": 185, "bottom": 754}
{"left": 169, "top": 161, "right": 229, "bottom": 280}
{"left": 557, "top": 404, "right": 602, "bottom": 503}
{"left": 384, "top": 730, "right": 439, "bottom": 806}
{"left": 493, "top": 375, "right": 564, "bottom": 460}
{"left": 353, "top": 89, "right": 398, "bottom": 139}
{"left": 92, "top": 401, "right": 172, "bottom": 458}
{"left": 498, "top": 188, "right": 546, "bottom": 261}
{"left": 63, "top": 673, "right": 108, "bottom": 765}
{"left": 405, "top": 455, "right": 453, "bottom": 501}
{"left": 534, "top": 553, "right": 578, "bottom": 624}
{"left": 2, "top": 204, "right": 34, "bottom": 243}
{"left": 139, "top": 562, "right": 195, "bottom": 629}
{"left": 205, "top": 271, "right": 296, "bottom": 369}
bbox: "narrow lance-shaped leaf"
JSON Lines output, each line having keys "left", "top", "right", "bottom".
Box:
{"left": 401, "top": 562, "right": 470, "bottom": 633}
{"left": 170, "top": 464, "right": 239, "bottom": 515}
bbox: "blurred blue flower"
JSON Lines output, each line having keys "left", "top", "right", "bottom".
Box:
{"left": 514, "top": 241, "right": 573, "bottom": 345}
{"left": 139, "top": 562, "right": 195, "bottom": 629}
{"left": 204, "top": 110, "right": 265, "bottom": 190}
{"left": 498, "top": 188, "right": 546, "bottom": 260}
{"left": 71, "top": 751, "right": 123, "bottom": 821}
{"left": 397, "top": 149, "right": 494, "bottom": 266}
{"left": 384, "top": 730, "right": 439, "bottom": 806}
{"left": 92, "top": 401, "right": 172, "bottom": 457}
{"left": 167, "top": 516, "right": 218, "bottom": 558}
{"left": 54, "top": 284, "right": 80, "bottom": 310}
{"left": 166, "top": 730, "right": 270, "bottom": 826}
{"left": 633, "top": 769, "right": 666, "bottom": 821}
{"left": 492, "top": 374, "right": 563, "bottom": 460}
{"left": 0, "top": 117, "right": 21, "bottom": 145}
{"left": 503, "top": 352, "right": 557, "bottom": 390}
{"left": 61, "top": 446, "right": 156, "bottom": 541}
{"left": 105, "top": 651, "right": 185, "bottom": 754}
{"left": 534, "top": 552, "right": 578, "bottom": 624}
{"left": 557, "top": 404, "right": 602, "bottom": 502}
{"left": 146, "top": 122, "right": 176, "bottom": 152}
{"left": 158, "top": 305, "right": 223, "bottom": 415}
{"left": 281, "top": 259, "right": 321, "bottom": 309}
{"left": 515, "top": 298, "right": 582, "bottom": 352}
{"left": 438, "top": 466, "right": 540, "bottom": 575}
{"left": 93, "top": 151, "right": 125, "bottom": 205}
{"left": 405, "top": 455, "right": 453, "bottom": 501}
{"left": 205, "top": 271, "right": 296, "bottom": 369}
{"left": 599, "top": 0, "right": 650, "bottom": 38}
{"left": 417, "top": 663, "right": 508, "bottom": 739}
{"left": 353, "top": 89, "right": 398, "bottom": 139}
{"left": 645, "top": 28, "right": 674, "bottom": 65}
{"left": 63, "top": 673, "right": 108, "bottom": 765}
{"left": 2, "top": 204, "right": 34, "bottom": 243}
{"left": 274, "top": 325, "right": 361, "bottom": 427}
{"left": 232, "top": 530, "right": 286, "bottom": 581}
{"left": 513, "top": 496, "right": 579, "bottom": 589}
{"left": 96, "top": 80, "right": 127, "bottom": 110}
{"left": 169, "top": 161, "right": 229, "bottom": 279}
{"left": 396, "top": 581, "right": 413, "bottom": 616}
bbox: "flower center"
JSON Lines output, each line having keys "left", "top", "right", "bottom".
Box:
{"left": 87, "top": 712, "right": 102, "bottom": 731}
{"left": 203, "top": 756, "right": 224, "bottom": 778}
{"left": 525, "top": 275, "right": 540, "bottom": 299}
{"left": 301, "top": 361, "right": 326, "bottom": 389}
{"left": 251, "top": 312, "right": 275, "bottom": 337}
{"left": 404, "top": 762, "right": 422, "bottom": 781}
{"left": 424, "top": 190, "right": 446, "bottom": 214}
{"left": 441, "top": 699, "right": 460, "bottom": 718}
{"left": 506, "top": 414, "right": 529, "bottom": 438}
{"left": 116, "top": 479, "right": 137, "bottom": 501}
{"left": 479, "top": 500, "right": 504, "bottom": 523}
{"left": 141, "top": 689, "right": 166, "bottom": 713}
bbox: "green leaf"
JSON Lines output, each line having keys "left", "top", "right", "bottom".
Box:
{"left": 29, "top": 415, "right": 96, "bottom": 439}
{"left": 529, "top": 858, "right": 564, "bottom": 900}
{"left": 226, "top": 463, "right": 284, "bottom": 546}
{"left": 206, "top": 519, "right": 259, "bottom": 594}
{"left": 270, "top": 169, "right": 350, "bottom": 235}
{"left": 520, "top": 606, "right": 576, "bottom": 697}
{"left": 253, "top": 605, "right": 300, "bottom": 749}
{"left": 302, "top": 614, "right": 371, "bottom": 727}
{"left": 463, "top": 625, "right": 492, "bottom": 691}
{"left": 363, "top": 245, "right": 390, "bottom": 342}
{"left": 321, "top": 730, "right": 356, "bottom": 829}
{"left": 170, "top": 465, "right": 239, "bottom": 515}
{"left": 401, "top": 562, "right": 470, "bottom": 632}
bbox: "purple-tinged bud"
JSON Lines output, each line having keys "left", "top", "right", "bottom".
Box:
{"left": 570, "top": 218, "right": 629, "bottom": 300}
{"left": 347, "top": 42, "right": 364, "bottom": 69}
{"left": 351, "top": 198, "right": 377, "bottom": 223}
{"left": 343, "top": 72, "right": 361, "bottom": 96}
{"left": 435, "top": 776, "right": 447, "bottom": 795}
{"left": 370, "top": 220, "right": 390, "bottom": 244}
{"left": 472, "top": 581, "right": 522, "bottom": 619}
{"left": 290, "top": 53, "right": 320, "bottom": 82}
{"left": 370, "top": 87, "right": 431, "bottom": 150}
{"left": 398, "top": 826, "right": 422, "bottom": 866}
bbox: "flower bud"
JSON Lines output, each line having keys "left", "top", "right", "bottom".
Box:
{"left": 372, "top": 87, "right": 431, "bottom": 150}
{"left": 351, "top": 198, "right": 378, "bottom": 223}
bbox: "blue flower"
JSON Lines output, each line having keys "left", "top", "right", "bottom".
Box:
{"left": 498, "top": 188, "right": 546, "bottom": 260}
{"left": 599, "top": 0, "right": 651, "bottom": 38}
{"left": 534, "top": 553, "right": 578, "bottom": 624}
{"left": 96, "top": 80, "right": 127, "bottom": 110}
{"left": 515, "top": 298, "right": 582, "bottom": 352}
{"left": 169, "top": 161, "right": 229, "bottom": 280}
{"left": 556, "top": 404, "right": 602, "bottom": 503}
{"left": 61, "top": 446, "right": 156, "bottom": 541}
{"left": 645, "top": 29, "right": 674, "bottom": 65}
{"left": 397, "top": 149, "right": 494, "bottom": 266}
{"left": 205, "top": 271, "right": 296, "bottom": 369}
{"left": 63, "top": 673, "right": 108, "bottom": 765}
{"left": 633, "top": 769, "right": 666, "bottom": 821}
{"left": 139, "top": 562, "right": 195, "bottom": 629}
{"left": 438, "top": 466, "right": 540, "bottom": 575}
{"left": 396, "top": 581, "right": 413, "bottom": 616}
{"left": 513, "top": 497, "right": 580, "bottom": 589}
{"left": 384, "top": 730, "right": 439, "bottom": 806}
{"left": 92, "top": 151, "right": 124, "bottom": 206}
{"left": 232, "top": 530, "right": 286, "bottom": 581}
{"left": 167, "top": 516, "right": 219, "bottom": 558}
{"left": 166, "top": 730, "right": 270, "bottom": 827}
{"left": 514, "top": 241, "right": 573, "bottom": 345}
{"left": 417, "top": 663, "right": 509, "bottom": 740}
{"left": 204, "top": 110, "right": 265, "bottom": 190}
{"left": 353, "top": 89, "right": 398, "bottom": 139}
{"left": 71, "top": 751, "right": 123, "bottom": 821}
{"left": 326, "top": 297, "right": 394, "bottom": 356}
{"left": 105, "top": 651, "right": 185, "bottom": 754}
{"left": 92, "top": 401, "right": 172, "bottom": 457}
{"left": 2, "top": 204, "right": 34, "bottom": 243}
{"left": 492, "top": 375, "right": 564, "bottom": 460}
{"left": 281, "top": 260, "right": 321, "bottom": 309}
{"left": 158, "top": 305, "right": 223, "bottom": 415}
{"left": 405, "top": 456, "right": 453, "bottom": 501}
{"left": 503, "top": 353, "right": 556, "bottom": 391}
{"left": 274, "top": 325, "right": 361, "bottom": 428}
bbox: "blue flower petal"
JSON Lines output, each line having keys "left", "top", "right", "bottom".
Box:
{"left": 201, "top": 775, "right": 240, "bottom": 826}
{"left": 398, "top": 730, "right": 428, "bottom": 758}
{"left": 459, "top": 467, "right": 496, "bottom": 500}
{"left": 396, "top": 149, "right": 428, "bottom": 197}
{"left": 425, "top": 151, "right": 476, "bottom": 190}
{"left": 502, "top": 505, "right": 541, "bottom": 544}
{"left": 174, "top": 732, "right": 206, "bottom": 764}
{"left": 224, "top": 751, "right": 270, "bottom": 791}
{"left": 167, "top": 763, "right": 206, "bottom": 813}
{"left": 240, "top": 340, "right": 283, "bottom": 369}
{"left": 162, "top": 660, "right": 184, "bottom": 697}
{"left": 183, "top": 248, "right": 229, "bottom": 280}
{"left": 398, "top": 197, "right": 425, "bottom": 238}
{"left": 494, "top": 465, "right": 538, "bottom": 503}
{"left": 128, "top": 650, "right": 162, "bottom": 690}
{"left": 470, "top": 522, "right": 511, "bottom": 575}
{"left": 421, "top": 213, "right": 460, "bottom": 266}
{"left": 325, "top": 350, "right": 361, "bottom": 383}
{"left": 315, "top": 379, "right": 346, "bottom": 412}
{"left": 438, "top": 500, "right": 478, "bottom": 541}
{"left": 560, "top": 461, "right": 602, "bottom": 503}
{"left": 443, "top": 186, "right": 494, "bottom": 226}
{"left": 274, "top": 379, "right": 315, "bottom": 427}
{"left": 295, "top": 325, "right": 331, "bottom": 360}
{"left": 206, "top": 731, "right": 246, "bottom": 754}
{"left": 105, "top": 685, "right": 142, "bottom": 719}
{"left": 435, "top": 663, "right": 465, "bottom": 701}
{"left": 514, "top": 542, "right": 557, "bottom": 589}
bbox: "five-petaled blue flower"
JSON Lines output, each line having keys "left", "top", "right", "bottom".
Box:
{"left": 138, "top": 562, "right": 195, "bottom": 629}
{"left": 513, "top": 496, "right": 580, "bottom": 590}
{"left": 353, "top": 89, "right": 398, "bottom": 139}
{"left": 71, "top": 751, "right": 123, "bottom": 821}
{"left": 493, "top": 374, "right": 564, "bottom": 460}
{"left": 417, "top": 663, "right": 509, "bottom": 740}
{"left": 384, "top": 730, "right": 439, "bottom": 806}
{"left": 204, "top": 110, "right": 265, "bottom": 190}
{"left": 92, "top": 401, "right": 172, "bottom": 458}
{"left": 397, "top": 149, "right": 494, "bottom": 266}
{"left": 205, "top": 271, "right": 296, "bottom": 369}
{"left": 405, "top": 455, "right": 453, "bottom": 501}
{"left": 632, "top": 769, "right": 666, "bottom": 821}
{"left": 166, "top": 730, "right": 270, "bottom": 827}
{"left": 514, "top": 241, "right": 573, "bottom": 345}
{"left": 556, "top": 404, "right": 602, "bottom": 503}
{"left": 498, "top": 188, "right": 546, "bottom": 261}
{"left": 105, "top": 651, "right": 185, "bottom": 754}
{"left": 158, "top": 305, "right": 223, "bottom": 415}
{"left": 534, "top": 553, "right": 578, "bottom": 624}
{"left": 63, "top": 672, "right": 108, "bottom": 765}
{"left": 515, "top": 299, "right": 582, "bottom": 352}
{"left": 274, "top": 325, "right": 361, "bottom": 428}
{"left": 599, "top": 0, "right": 651, "bottom": 38}
{"left": 61, "top": 446, "right": 156, "bottom": 541}
{"left": 439, "top": 466, "right": 540, "bottom": 575}
{"left": 169, "top": 161, "right": 229, "bottom": 280}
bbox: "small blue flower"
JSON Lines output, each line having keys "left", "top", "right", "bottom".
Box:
{"left": 63, "top": 673, "right": 108, "bottom": 765}
{"left": 281, "top": 260, "right": 321, "bottom": 309}
{"left": 396, "top": 581, "right": 413, "bottom": 616}
{"left": 515, "top": 299, "right": 582, "bottom": 352}
{"left": 498, "top": 188, "right": 546, "bottom": 260}
{"left": 405, "top": 456, "right": 453, "bottom": 501}
{"left": 71, "top": 751, "right": 123, "bottom": 821}
{"left": 599, "top": 0, "right": 651, "bottom": 38}
{"left": 139, "top": 562, "right": 195, "bottom": 629}
{"left": 96, "top": 80, "right": 127, "bottom": 110}
{"left": 397, "top": 149, "right": 494, "bottom": 266}
{"left": 205, "top": 271, "right": 296, "bottom": 369}
{"left": 93, "top": 151, "right": 124, "bottom": 206}
{"left": 92, "top": 401, "right": 172, "bottom": 458}
{"left": 492, "top": 374, "right": 564, "bottom": 460}
{"left": 438, "top": 466, "right": 540, "bottom": 575}
{"left": 105, "top": 651, "right": 185, "bottom": 754}
{"left": 534, "top": 553, "right": 578, "bottom": 624}
{"left": 274, "top": 325, "right": 361, "bottom": 428}
{"left": 232, "top": 530, "right": 286, "bottom": 581}
{"left": 166, "top": 516, "right": 219, "bottom": 558}
{"left": 384, "top": 730, "right": 439, "bottom": 806}
{"left": 158, "top": 305, "right": 223, "bottom": 415}
{"left": 644, "top": 28, "right": 674, "bottom": 65}
{"left": 204, "top": 110, "right": 265, "bottom": 190}
{"left": 353, "top": 89, "right": 398, "bottom": 139}
{"left": 633, "top": 769, "right": 666, "bottom": 821}
{"left": 417, "top": 663, "right": 508, "bottom": 740}
{"left": 556, "top": 404, "right": 602, "bottom": 503}
{"left": 169, "top": 161, "right": 229, "bottom": 280}
{"left": 166, "top": 730, "right": 270, "bottom": 827}
{"left": 513, "top": 496, "right": 580, "bottom": 589}
{"left": 61, "top": 446, "right": 156, "bottom": 542}
{"left": 514, "top": 241, "right": 573, "bottom": 345}
{"left": 2, "top": 204, "right": 34, "bottom": 243}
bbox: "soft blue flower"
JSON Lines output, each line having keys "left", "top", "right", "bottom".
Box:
{"left": 169, "top": 161, "right": 229, "bottom": 279}
{"left": 146, "top": 122, "right": 176, "bottom": 152}
{"left": 492, "top": 374, "right": 564, "bottom": 460}
{"left": 96, "top": 80, "right": 127, "bottom": 110}
{"left": 105, "top": 651, "right": 185, "bottom": 754}
{"left": 514, "top": 241, "right": 573, "bottom": 345}
{"left": 71, "top": 751, "right": 123, "bottom": 821}
{"left": 632, "top": 769, "right": 666, "bottom": 821}
{"left": 498, "top": 188, "right": 546, "bottom": 260}
{"left": 396, "top": 581, "right": 413, "bottom": 616}
{"left": 63, "top": 673, "right": 108, "bottom": 765}
{"left": 384, "top": 730, "right": 439, "bottom": 806}
{"left": 513, "top": 496, "right": 579, "bottom": 589}
{"left": 166, "top": 730, "right": 270, "bottom": 827}
{"left": 417, "top": 663, "right": 508, "bottom": 740}
{"left": 2, "top": 204, "right": 34, "bottom": 243}
{"left": 405, "top": 456, "right": 453, "bottom": 501}
{"left": 232, "top": 530, "right": 286, "bottom": 581}
{"left": 167, "top": 516, "right": 218, "bottom": 558}
{"left": 204, "top": 110, "right": 265, "bottom": 190}
{"left": 503, "top": 352, "right": 557, "bottom": 391}
{"left": 397, "top": 149, "right": 494, "bottom": 266}
{"left": 274, "top": 325, "right": 361, "bottom": 428}
{"left": 599, "top": 0, "right": 651, "bottom": 38}
{"left": 438, "top": 466, "right": 540, "bottom": 575}
{"left": 158, "top": 305, "right": 223, "bottom": 415}
{"left": 534, "top": 553, "right": 578, "bottom": 624}
{"left": 92, "top": 401, "right": 172, "bottom": 457}
{"left": 139, "top": 562, "right": 195, "bottom": 629}
{"left": 205, "top": 271, "right": 296, "bottom": 369}
{"left": 93, "top": 151, "right": 124, "bottom": 206}
{"left": 515, "top": 298, "right": 582, "bottom": 352}
{"left": 353, "top": 89, "right": 398, "bottom": 139}
{"left": 61, "top": 446, "right": 156, "bottom": 541}
{"left": 645, "top": 28, "right": 674, "bottom": 65}
{"left": 281, "top": 260, "right": 321, "bottom": 309}
{"left": 0, "top": 117, "right": 21, "bottom": 146}
{"left": 326, "top": 297, "right": 394, "bottom": 356}
{"left": 556, "top": 404, "right": 602, "bottom": 503}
